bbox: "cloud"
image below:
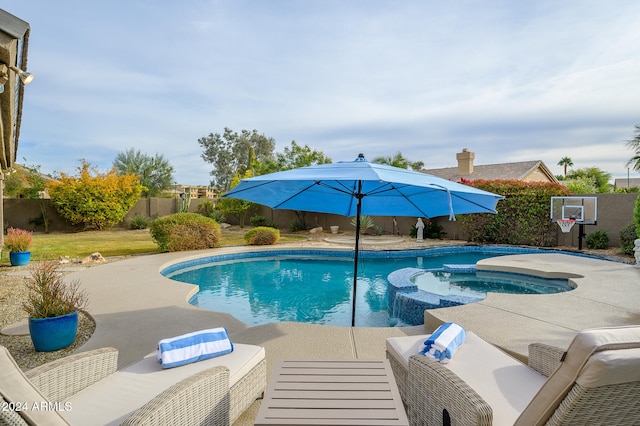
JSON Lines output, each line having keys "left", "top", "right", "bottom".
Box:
{"left": 5, "top": 0, "right": 640, "bottom": 185}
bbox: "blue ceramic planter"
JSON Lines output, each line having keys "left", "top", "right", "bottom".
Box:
{"left": 29, "top": 311, "right": 78, "bottom": 352}
{"left": 9, "top": 251, "right": 31, "bottom": 266}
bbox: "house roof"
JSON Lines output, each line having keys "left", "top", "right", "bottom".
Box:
{"left": 614, "top": 178, "right": 640, "bottom": 189}
{"left": 422, "top": 160, "right": 558, "bottom": 183}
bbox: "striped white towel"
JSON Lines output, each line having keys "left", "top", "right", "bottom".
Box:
{"left": 420, "top": 322, "right": 466, "bottom": 364}
{"left": 157, "top": 327, "right": 234, "bottom": 369}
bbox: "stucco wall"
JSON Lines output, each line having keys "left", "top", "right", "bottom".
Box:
{"left": 3, "top": 197, "right": 209, "bottom": 232}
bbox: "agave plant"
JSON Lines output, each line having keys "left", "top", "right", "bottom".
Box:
{"left": 350, "top": 215, "right": 375, "bottom": 234}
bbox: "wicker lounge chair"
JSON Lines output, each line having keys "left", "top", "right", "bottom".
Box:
{"left": 387, "top": 326, "right": 640, "bottom": 425}
{"left": 0, "top": 343, "right": 266, "bottom": 425}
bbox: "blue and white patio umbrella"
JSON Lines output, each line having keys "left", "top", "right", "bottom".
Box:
{"left": 223, "top": 154, "right": 503, "bottom": 326}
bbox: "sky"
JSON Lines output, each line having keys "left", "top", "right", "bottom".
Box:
{"left": 4, "top": 1, "right": 640, "bottom": 186}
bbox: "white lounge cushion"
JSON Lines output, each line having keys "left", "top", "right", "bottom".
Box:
{"left": 516, "top": 325, "right": 640, "bottom": 426}
{"left": 577, "top": 347, "right": 640, "bottom": 388}
{"left": 61, "top": 343, "right": 265, "bottom": 425}
{"left": 0, "top": 346, "right": 70, "bottom": 426}
{"left": 387, "top": 332, "right": 547, "bottom": 426}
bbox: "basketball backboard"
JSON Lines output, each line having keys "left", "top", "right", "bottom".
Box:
{"left": 550, "top": 196, "right": 597, "bottom": 224}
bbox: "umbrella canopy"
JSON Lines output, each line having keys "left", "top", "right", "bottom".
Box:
{"left": 223, "top": 154, "right": 504, "bottom": 326}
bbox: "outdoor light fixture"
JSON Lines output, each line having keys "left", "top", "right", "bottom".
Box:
{"left": 0, "top": 65, "right": 7, "bottom": 94}
{"left": 7, "top": 65, "right": 33, "bottom": 85}
{"left": 0, "top": 63, "right": 34, "bottom": 88}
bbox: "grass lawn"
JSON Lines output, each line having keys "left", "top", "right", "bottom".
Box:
{"left": 1, "top": 228, "right": 307, "bottom": 262}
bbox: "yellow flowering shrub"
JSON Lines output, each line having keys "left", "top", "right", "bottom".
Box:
{"left": 47, "top": 161, "right": 143, "bottom": 229}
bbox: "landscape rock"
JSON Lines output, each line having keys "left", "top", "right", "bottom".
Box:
{"left": 81, "top": 252, "right": 105, "bottom": 264}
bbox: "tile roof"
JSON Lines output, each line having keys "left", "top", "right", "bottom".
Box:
{"left": 614, "top": 178, "right": 640, "bottom": 188}
{"left": 422, "top": 160, "right": 558, "bottom": 182}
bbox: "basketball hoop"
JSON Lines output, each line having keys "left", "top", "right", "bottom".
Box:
{"left": 557, "top": 219, "right": 576, "bottom": 233}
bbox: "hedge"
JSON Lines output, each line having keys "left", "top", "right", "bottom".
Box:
{"left": 150, "top": 213, "right": 221, "bottom": 252}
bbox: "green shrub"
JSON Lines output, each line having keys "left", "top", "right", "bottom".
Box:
{"left": 249, "top": 214, "right": 278, "bottom": 228}
{"left": 244, "top": 226, "right": 280, "bottom": 245}
{"left": 460, "top": 180, "right": 571, "bottom": 246}
{"left": 586, "top": 230, "right": 609, "bottom": 250}
{"left": 196, "top": 200, "right": 215, "bottom": 216}
{"left": 409, "top": 219, "right": 446, "bottom": 239}
{"left": 210, "top": 210, "right": 226, "bottom": 223}
{"left": 635, "top": 195, "right": 640, "bottom": 239}
{"left": 620, "top": 222, "right": 637, "bottom": 255}
{"left": 288, "top": 220, "right": 306, "bottom": 232}
{"left": 129, "top": 213, "right": 150, "bottom": 230}
{"left": 150, "top": 213, "right": 221, "bottom": 252}
{"left": 197, "top": 201, "right": 226, "bottom": 223}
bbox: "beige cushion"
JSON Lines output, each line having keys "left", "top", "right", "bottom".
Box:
{"left": 0, "top": 346, "right": 70, "bottom": 426}
{"left": 577, "top": 347, "right": 640, "bottom": 388}
{"left": 516, "top": 325, "right": 640, "bottom": 426}
{"left": 387, "top": 332, "right": 547, "bottom": 426}
{"left": 62, "top": 343, "right": 265, "bottom": 425}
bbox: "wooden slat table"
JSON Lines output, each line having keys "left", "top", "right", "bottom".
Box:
{"left": 255, "top": 359, "right": 409, "bottom": 425}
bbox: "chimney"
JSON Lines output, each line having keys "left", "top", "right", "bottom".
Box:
{"left": 456, "top": 148, "right": 474, "bottom": 175}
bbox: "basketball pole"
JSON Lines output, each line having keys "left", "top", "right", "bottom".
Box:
{"left": 578, "top": 223, "right": 586, "bottom": 250}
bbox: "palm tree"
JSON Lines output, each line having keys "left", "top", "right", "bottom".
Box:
{"left": 373, "top": 152, "right": 424, "bottom": 170}
{"left": 625, "top": 124, "right": 640, "bottom": 171}
{"left": 113, "top": 148, "right": 175, "bottom": 197}
{"left": 373, "top": 152, "right": 409, "bottom": 169}
{"left": 557, "top": 157, "right": 573, "bottom": 177}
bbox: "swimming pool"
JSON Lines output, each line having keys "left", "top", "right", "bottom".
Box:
{"left": 163, "top": 246, "right": 577, "bottom": 327}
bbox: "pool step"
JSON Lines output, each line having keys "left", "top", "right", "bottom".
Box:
{"left": 442, "top": 264, "right": 477, "bottom": 273}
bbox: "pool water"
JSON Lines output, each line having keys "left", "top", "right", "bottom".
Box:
{"left": 164, "top": 247, "right": 574, "bottom": 327}
{"left": 414, "top": 270, "right": 572, "bottom": 296}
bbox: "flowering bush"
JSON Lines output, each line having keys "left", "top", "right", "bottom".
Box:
{"left": 4, "top": 228, "right": 33, "bottom": 252}
{"left": 47, "top": 160, "right": 143, "bottom": 229}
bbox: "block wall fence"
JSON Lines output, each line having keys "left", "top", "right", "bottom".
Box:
{"left": 3, "top": 193, "right": 637, "bottom": 248}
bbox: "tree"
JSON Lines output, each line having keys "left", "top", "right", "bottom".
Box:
{"left": 625, "top": 124, "right": 640, "bottom": 171}
{"left": 113, "top": 148, "right": 174, "bottom": 197}
{"left": 253, "top": 141, "right": 332, "bottom": 175}
{"left": 557, "top": 157, "right": 573, "bottom": 177}
{"left": 47, "top": 161, "right": 143, "bottom": 229}
{"left": 564, "top": 177, "right": 597, "bottom": 194}
{"left": 3, "top": 163, "right": 51, "bottom": 231}
{"left": 217, "top": 171, "right": 254, "bottom": 227}
{"left": 373, "top": 152, "right": 423, "bottom": 170}
{"left": 4, "top": 163, "right": 47, "bottom": 198}
{"left": 199, "top": 128, "right": 275, "bottom": 191}
{"left": 251, "top": 141, "right": 331, "bottom": 229}
{"left": 565, "top": 167, "right": 612, "bottom": 193}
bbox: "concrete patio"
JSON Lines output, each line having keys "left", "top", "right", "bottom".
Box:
{"left": 9, "top": 242, "right": 639, "bottom": 424}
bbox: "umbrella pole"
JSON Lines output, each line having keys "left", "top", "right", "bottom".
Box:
{"left": 351, "top": 184, "right": 363, "bottom": 327}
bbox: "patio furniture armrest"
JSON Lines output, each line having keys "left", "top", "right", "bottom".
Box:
{"left": 528, "top": 343, "right": 565, "bottom": 377}
{"left": 25, "top": 347, "right": 118, "bottom": 402}
{"left": 229, "top": 358, "right": 267, "bottom": 424}
{"left": 122, "top": 366, "right": 230, "bottom": 426}
{"left": 407, "top": 355, "right": 492, "bottom": 426}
